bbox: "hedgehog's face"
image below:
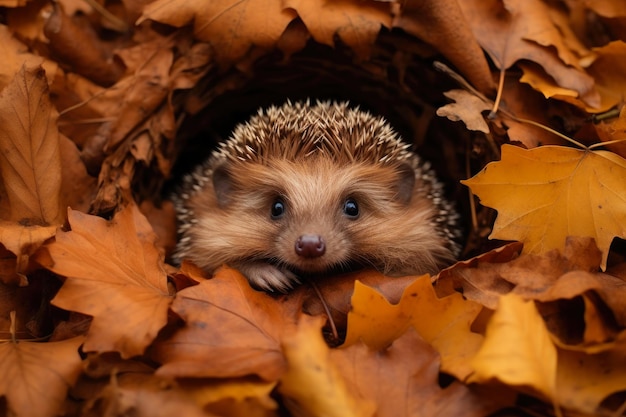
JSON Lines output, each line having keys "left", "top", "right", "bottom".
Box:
{"left": 188, "top": 156, "right": 447, "bottom": 291}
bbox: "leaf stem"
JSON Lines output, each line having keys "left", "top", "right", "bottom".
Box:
{"left": 308, "top": 280, "right": 339, "bottom": 343}
{"left": 490, "top": 68, "right": 506, "bottom": 117}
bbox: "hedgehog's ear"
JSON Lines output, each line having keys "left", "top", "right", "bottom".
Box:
{"left": 212, "top": 163, "right": 234, "bottom": 207}
{"left": 395, "top": 163, "right": 415, "bottom": 205}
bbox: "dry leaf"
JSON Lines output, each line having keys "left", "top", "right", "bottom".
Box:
{"left": 0, "top": 65, "right": 65, "bottom": 283}
{"left": 285, "top": 0, "right": 392, "bottom": 60}
{"left": 35, "top": 204, "right": 172, "bottom": 358}
{"left": 138, "top": 0, "right": 297, "bottom": 64}
{"left": 393, "top": 0, "right": 494, "bottom": 93}
{"left": 436, "top": 89, "right": 491, "bottom": 133}
{"left": 333, "top": 328, "right": 511, "bottom": 417}
{"left": 279, "top": 315, "right": 375, "bottom": 417}
{"left": 468, "top": 293, "right": 558, "bottom": 401}
{"left": 463, "top": 144, "right": 626, "bottom": 269}
{"left": 344, "top": 275, "right": 484, "bottom": 381}
{"left": 0, "top": 336, "right": 84, "bottom": 417}
{"left": 154, "top": 266, "right": 301, "bottom": 381}
{"left": 458, "top": 0, "right": 599, "bottom": 108}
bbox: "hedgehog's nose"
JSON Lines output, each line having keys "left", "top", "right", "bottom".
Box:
{"left": 295, "top": 234, "right": 326, "bottom": 258}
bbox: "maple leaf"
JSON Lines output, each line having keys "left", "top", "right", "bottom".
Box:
{"left": 468, "top": 293, "right": 558, "bottom": 402}
{"left": 138, "top": 0, "right": 297, "bottom": 64}
{"left": 0, "top": 336, "right": 84, "bottom": 417}
{"left": 344, "top": 274, "right": 484, "bottom": 381}
{"left": 34, "top": 204, "right": 172, "bottom": 358}
{"left": 153, "top": 266, "right": 302, "bottom": 381}
{"left": 463, "top": 144, "right": 626, "bottom": 269}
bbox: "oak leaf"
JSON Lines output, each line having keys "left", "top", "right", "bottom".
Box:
{"left": 436, "top": 89, "right": 491, "bottom": 133}
{"left": 344, "top": 274, "right": 483, "bottom": 380}
{"left": 0, "top": 336, "right": 84, "bottom": 417}
{"left": 462, "top": 144, "right": 626, "bottom": 269}
{"left": 154, "top": 266, "right": 301, "bottom": 381}
{"left": 35, "top": 204, "right": 172, "bottom": 358}
{"left": 468, "top": 293, "right": 558, "bottom": 401}
{"left": 138, "top": 0, "right": 297, "bottom": 64}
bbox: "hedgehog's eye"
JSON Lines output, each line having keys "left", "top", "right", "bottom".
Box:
{"left": 343, "top": 198, "right": 359, "bottom": 219}
{"left": 271, "top": 199, "right": 286, "bottom": 219}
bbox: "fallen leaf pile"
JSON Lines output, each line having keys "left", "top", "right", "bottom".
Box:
{"left": 1, "top": 0, "right": 626, "bottom": 416}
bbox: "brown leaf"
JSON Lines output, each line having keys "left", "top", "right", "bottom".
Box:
{"left": 138, "top": 0, "right": 297, "bottom": 64}
{"left": 0, "top": 64, "right": 65, "bottom": 283}
{"left": 43, "top": 2, "right": 124, "bottom": 87}
{"left": 458, "top": 0, "right": 599, "bottom": 108}
{"left": 285, "top": 0, "right": 392, "bottom": 60}
{"left": 0, "top": 336, "right": 84, "bottom": 417}
{"left": 153, "top": 266, "right": 302, "bottom": 381}
{"left": 331, "top": 328, "right": 511, "bottom": 417}
{"left": 393, "top": 0, "right": 494, "bottom": 93}
{"left": 35, "top": 204, "right": 172, "bottom": 358}
{"left": 436, "top": 89, "right": 491, "bottom": 133}
{"left": 0, "top": 65, "right": 64, "bottom": 226}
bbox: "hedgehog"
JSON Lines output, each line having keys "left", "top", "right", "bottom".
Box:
{"left": 173, "top": 101, "right": 461, "bottom": 292}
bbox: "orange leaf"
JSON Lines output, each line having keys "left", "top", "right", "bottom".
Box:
{"left": 285, "top": 0, "right": 391, "bottom": 60}
{"left": 154, "top": 266, "right": 301, "bottom": 381}
{"left": 344, "top": 275, "right": 483, "bottom": 380}
{"left": 333, "top": 328, "right": 511, "bottom": 417}
{"left": 36, "top": 204, "right": 172, "bottom": 358}
{"left": 463, "top": 144, "right": 626, "bottom": 269}
{"left": 0, "top": 65, "right": 65, "bottom": 283}
{"left": 138, "top": 0, "right": 297, "bottom": 64}
{"left": 0, "top": 336, "right": 84, "bottom": 417}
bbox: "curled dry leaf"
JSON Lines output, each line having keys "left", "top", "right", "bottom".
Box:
{"left": 463, "top": 144, "right": 626, "bottom": 269}
{"left": 0, "top": 336, "right": 84, "bottom": 417}
{"left": 393, "top": 0, "right": 494, "bottom": 93}
{"left": 34, "top": 204, "right": 172, "bottom": 358}
{"left": 154, "top": 266, "right": 302, "bottom": 381}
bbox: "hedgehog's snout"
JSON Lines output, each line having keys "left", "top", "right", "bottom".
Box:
{"left": 294, "top": 234, "right": 326, "bottom": 258}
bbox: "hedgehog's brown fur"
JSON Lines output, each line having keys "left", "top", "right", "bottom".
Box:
{"left": 173, "top": 101, "right": 461, "bottom": 291}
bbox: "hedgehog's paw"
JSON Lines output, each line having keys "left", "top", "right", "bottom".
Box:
{"left": 235, "top": 262, "right": 299, "bottom": 293}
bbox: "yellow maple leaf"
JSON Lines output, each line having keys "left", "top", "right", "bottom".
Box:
{"left": 463, "top": 144, "right": 626, "bottom": 269}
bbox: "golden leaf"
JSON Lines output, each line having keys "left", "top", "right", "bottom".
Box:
{"left": 468, "top": 293, "right": 558, "bottom": 401}
{"left": 463, "top": 144, "right": 626, "bottom": 269}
